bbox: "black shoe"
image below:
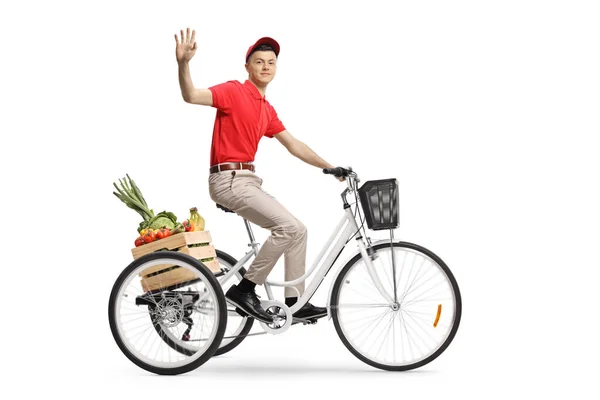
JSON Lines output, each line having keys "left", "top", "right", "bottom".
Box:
{"left": 293, "top": 302, "right": 328, "bottom": 319}
{"left": 225, "top": 285, "right": 273, "bottom": 323}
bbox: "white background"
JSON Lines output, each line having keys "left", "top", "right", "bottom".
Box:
{"left": 1, "top": 0, "right": 599, "bottom": 398}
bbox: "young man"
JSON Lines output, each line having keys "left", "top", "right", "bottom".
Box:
{"left": 175, "top": 28, "right": 342, "bottom": 323}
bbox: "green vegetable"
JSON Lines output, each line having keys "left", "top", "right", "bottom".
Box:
{"left": 113, "top": 174, "right": 180, "bottom": 234}
{"left": 147, "top": 211, "right": 178, "bottom": 230}
{"left": 170, "top": 223, "right": 186, "bottom": 235}
{"left": 113, "top": 174, "right": 154, "bottom": 222}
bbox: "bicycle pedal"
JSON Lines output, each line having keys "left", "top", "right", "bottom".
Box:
{"left": 292, "top": 317, "right": 318, "bottom": 325}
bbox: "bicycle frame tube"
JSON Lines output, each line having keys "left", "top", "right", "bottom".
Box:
{"left": 216, "top": 246, "right": 258, "bottom": 287}
{"left": 265, "top": 206, "right": 394, "bottom": 315}
{"left": 263, "top": 211, "right": 353, "bottom": 314}
{"left": 338, "top": 207, "right": 395, "bottom": 306}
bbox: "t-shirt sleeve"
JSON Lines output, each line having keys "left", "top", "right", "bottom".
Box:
{"left": 208, "top": 81, "right": 237, "bottom": 112}
{"left": 264, "top": 107, "right": 286, "bottom": 138}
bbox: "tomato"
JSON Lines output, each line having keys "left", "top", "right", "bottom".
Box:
{"left": 135, "top": 237, "right": 145, "bottom": 247}
{"left": 143, "top": 230, "right": 156, "bottom": 243}
{"left": 183, "top": 220, "right": 195, "bottom": 232}
{"left": 156, "top": 227, "right": 171, "bottom": 240}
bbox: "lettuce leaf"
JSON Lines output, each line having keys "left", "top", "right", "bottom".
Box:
{"left": 147, "top": 211, "right": 178, "bottom": 230}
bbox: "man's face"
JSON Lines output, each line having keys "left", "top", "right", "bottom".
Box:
{"left": 245, "top": 50, "right": 277, "bottom": 85}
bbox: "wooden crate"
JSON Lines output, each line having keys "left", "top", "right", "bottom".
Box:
{"left": 131, "top": 230, "right": 221, "bottom": 292}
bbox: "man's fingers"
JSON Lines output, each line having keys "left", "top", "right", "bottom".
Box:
{"left": 180, "top": 30, "right": 184, "bottom": 44}
{"left": 192, "top": 41, "right": 197, "bottom": 50}
{"left": 186, "top": 27, "right": 191, "bottom": 43}
{"left": 174, "top": 33, "right": 180, "bottom": 45}
{"left": 191, "top": 29, "right": 196, "bottom": 44}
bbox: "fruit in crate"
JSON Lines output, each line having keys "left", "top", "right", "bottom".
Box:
{"left": 143, "top": 230, "right": 157, "bottom": 243}
{"left": 182, "top": 219, "right": 195, "bottom": 232}
{"left": 156, "top": 227, "right": 171, "bottom": 239}
{"left": 189, "top": 207, "right": 206, "bottom": 231}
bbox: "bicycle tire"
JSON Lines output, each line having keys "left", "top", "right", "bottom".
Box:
{"left": 108, "top": 251, "right": 227, "bottom": 375}
{"left": 330, "top": 241, "right": 462, "bottom": 371}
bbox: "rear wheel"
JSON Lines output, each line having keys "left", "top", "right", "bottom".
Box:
{"left": 108, "top": 251, "right": 226, "bottom": 375}
{"left": 331, "top": 241, "right": 461, "bottom": 371}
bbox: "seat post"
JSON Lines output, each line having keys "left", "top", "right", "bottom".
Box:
{"left": 243, "top": 219, "right": 259, "bottom": 249}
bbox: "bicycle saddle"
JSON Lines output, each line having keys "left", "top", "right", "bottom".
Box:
{"left": 216, "top": 203, "right": 235, "bottom": 213}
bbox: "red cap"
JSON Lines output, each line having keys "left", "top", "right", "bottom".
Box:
{"left": 245, "top": 37, "right": 280, "bottom": 62}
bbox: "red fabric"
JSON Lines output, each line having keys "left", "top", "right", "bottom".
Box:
{"left": 208, "top": 80, "right": 285, "bottom": 166}
{"left": 245, "top": 37, "right": 280, "bottom": 61}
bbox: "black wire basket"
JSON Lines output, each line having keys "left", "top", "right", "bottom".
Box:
{"left": 357, "top": 178, "right": 399, "bottom": 231}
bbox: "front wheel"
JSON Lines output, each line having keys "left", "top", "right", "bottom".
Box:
{"left": 330, "top": 241, "right": 461, "bottom": 371}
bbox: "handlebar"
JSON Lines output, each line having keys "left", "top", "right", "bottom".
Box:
{"left": 322, "top": 166, "right": 353, "bottom": 177}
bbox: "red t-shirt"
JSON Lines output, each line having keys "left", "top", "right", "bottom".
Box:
{"left": 208, "top": 80, "right": 286, "bottom": 166}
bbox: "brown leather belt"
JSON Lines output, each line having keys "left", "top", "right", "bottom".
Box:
{"left": 209, "top": 162, "right": 255, "bottom": 174}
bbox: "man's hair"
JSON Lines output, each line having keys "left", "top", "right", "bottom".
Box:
{"left": 246, "top": 44, "right": 277, "bottom": 63}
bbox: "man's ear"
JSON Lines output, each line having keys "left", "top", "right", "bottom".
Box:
{"left": 244, "top": 63, "right": 249, "bottom": 73}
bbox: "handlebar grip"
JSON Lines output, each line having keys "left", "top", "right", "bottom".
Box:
{"left": 323, "top": 167, "right": 348, "bottom": 177}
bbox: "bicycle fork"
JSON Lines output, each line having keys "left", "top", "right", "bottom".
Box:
{"left": 345, "top": 207, "right": 395, "bottom": 305}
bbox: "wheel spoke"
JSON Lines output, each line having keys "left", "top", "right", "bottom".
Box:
{"left": 109, "top": 256, "right": 228, "bottom": 373}
{"left": 334, "top": 303, "right": 390, "bottom": 309}
{"left": 333, "top": 244, "right": 461, "bottom": 370}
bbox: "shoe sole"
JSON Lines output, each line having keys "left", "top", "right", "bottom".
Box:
{"left": 225, "top": 297, "right": 273, "bottom": 324}
{"left": 292, "top": 312, "right": 328, "bottom": 320}
{"left": 292, "top": 313, "right": 328, "bottom": 325}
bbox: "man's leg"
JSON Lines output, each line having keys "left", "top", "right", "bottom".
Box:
{"left": 228, "top": 176, "right": 307, "bottom": 296}
{"left": 283, "top": 216, "right": 307, "bottom": 297}
{"left": 209, "top": 170, "right": 325, "bottom": 319}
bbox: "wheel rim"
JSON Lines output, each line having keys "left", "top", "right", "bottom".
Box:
{"left": 334, "top": 246, "right": 459, "bottom": 368}
{"left": 114, "top": 258, "right": 221, "bottom": 369}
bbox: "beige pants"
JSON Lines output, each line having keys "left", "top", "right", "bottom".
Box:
{"left": 208, "top": 169, "right": 306, "bottom": 297}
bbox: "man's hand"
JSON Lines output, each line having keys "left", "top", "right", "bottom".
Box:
{"left": 175, "top": 28, "right": 197, "bottom": 63}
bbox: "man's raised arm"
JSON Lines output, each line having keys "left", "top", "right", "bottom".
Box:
{"left": 175, "top": 27, "right": 213, "bottom": 106}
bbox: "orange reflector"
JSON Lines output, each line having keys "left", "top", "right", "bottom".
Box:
{"left": 433, "top": 304, "right": 442, "bottom": 328}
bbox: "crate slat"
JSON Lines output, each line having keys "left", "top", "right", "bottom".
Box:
{"left": 139, "top": 245, "right": 218, "bottom": 277}
{"left": 140, "top": 266, "right": 198, "bottom": 292}
{"left": 202, "top": 259, "right": 221, "bottom": 273}
{"left": 131, "top": 231, "right": 212, "bottom": 259}
{"left": 179, "top": 245, "right": 217, "bottom": 260}
{"left": 140, "top": 262, "right": 177, "bottom": 277}
{"left": 133, "top": 230, "right": 222, "bottom": 290}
